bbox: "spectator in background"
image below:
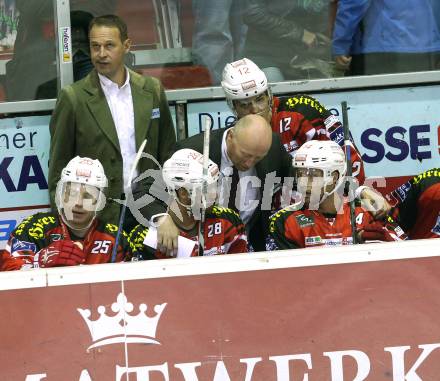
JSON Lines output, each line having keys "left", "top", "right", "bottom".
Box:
{"left": 5, "top": 0, "right": 117, "bottom": 101}
{"left": 241, "top": 0, "right": 334, "bottom": 81}
{"left": 191, "top": 0, "right": 247, "bottom": 84}
{"left": 71, "top": 10, "right": 94, "bottom": 82}
{"left": 332, "top": 0, "right": 440, "bottom": 75}
{"left": 1, "top": 157, "right": 129, "bottom": 271}
{"left": 48, "top": 15, "right": 176, "bottom": 228}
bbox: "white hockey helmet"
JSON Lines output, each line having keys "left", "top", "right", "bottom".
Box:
{"left": 162, "top": 149, "right": 219, "bottom": 215}
{"left": 59, "top": 156, "right": 108, "bottom": 188}
{"left": 55, "top": 156, "right": 108, "bottom": 228}
{"left": 293, "top": 140, "right": 347, "bottom": 200}
{"left": 221, "top": 58, "right": 271, "bottom": 111}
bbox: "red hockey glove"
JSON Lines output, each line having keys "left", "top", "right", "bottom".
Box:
{"left": 36, "top": 240, "right": 86, "bottom": 268}
{"left": 358, "top": 221, "right": 395, "bottom": 243}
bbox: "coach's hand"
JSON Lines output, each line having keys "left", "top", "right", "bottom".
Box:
{"left": 36, "top": 240, "right": 86, "bottom": 268}
{"left": 156, "top": 214, "right": 179, "bottom": 257}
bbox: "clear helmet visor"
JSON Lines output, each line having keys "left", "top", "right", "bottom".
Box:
{"left": 295, "top": 168, "right": 326, "bottom": 209}
{"left": 175, "top": 180, "right": 218, "bottom": 219}
{"left": 232, "top": 91, "right": 272, "bottom": 119}
{"left": 55, "top": 180, "right": 106, "bottom": 230}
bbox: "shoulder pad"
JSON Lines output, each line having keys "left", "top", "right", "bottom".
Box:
{"left": 128, "top": 224, "right": 149, "bottom": 251}
{"left": 208, "top": 206, "right": 241, "bottom": 222}
{"left": 269, "top": 206, "right": 297, "bottom": 233}
{"left": 25, "top": 213, "right": 58, "bottom": 239}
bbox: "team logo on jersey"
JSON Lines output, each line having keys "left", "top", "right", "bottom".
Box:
{"left": 431, "top": 215, "right": 440, "bottom": 236}
{"left": 284, "top": 140, "right": 299, "bottom": 154}
{"left": 50, "top": 233, "right": 62, "bottom": 241}
{"left": 329, "top": 126, "right": 344, "bottom": 147}
{"left": 204, "top": 246, "right": 226, "bottom": 256}
{"left": 305, "top": 236, "right": 322, "bottom": 246}
{"left": 341, "top": 237, "right": 353, "bottom": 245}
{"left": 10, "top": 238, "right": 37, "bottom": 255}
{"left": 324, "top": 114, "right": 340, "bottom": 131}
{"left": 295, "top": 214, "right": 315, "bottom": 228}
{"left": 323, "top": 238, "right": 344, "bottom": 246}
{"left": 265, "top": 237, "right": 278, "bottom": 251}
{"left": 393, "top": 181, "right": 412, "bottom": 203}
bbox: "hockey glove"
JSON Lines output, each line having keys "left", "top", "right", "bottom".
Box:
{"left": 358, "top": 221, "right": 395, "bottom": 243}
{"left": 36, "top": 240, "right": 86, "bottom": 268}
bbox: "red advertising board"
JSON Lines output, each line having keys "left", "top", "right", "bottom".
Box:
{"left": 1, "top": 240, "right": 440, "bottom": 380}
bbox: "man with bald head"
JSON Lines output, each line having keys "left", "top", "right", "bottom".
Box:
{"left": 149, "top": 114, "right": 292, "bottom": 252}
{"left": 226, "top": 114, "right": 273, "bottom": 171}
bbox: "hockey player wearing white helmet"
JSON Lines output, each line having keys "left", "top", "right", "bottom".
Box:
{"left": 55, "top": 156, "right": 108, "bottom": 234}
{"left": 221, "top": 58, "right": 273, "bottom": 123}
{"left": 267, "top": 141, "right": 407, "bottom": 250}
{"left": 293, "top": 140, "right": 347, "bottom": 211}
{"left": 220, "top": 58, "right": 399, "bottom": 221}
{"left": 221, "top": 58, "right": 366, "bottom": 186}
{"left": 142, "top": 114, "right": 291, "bottom": 254}
{"left": 128, "top": 149, "right": 248, "bottom": 259}
{"left": 1, "top": 157, "right": 130, "bottom": 271}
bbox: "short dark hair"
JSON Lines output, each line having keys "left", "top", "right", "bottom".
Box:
{"left": 88, "top": 15, "right": 128, "bottom": 42}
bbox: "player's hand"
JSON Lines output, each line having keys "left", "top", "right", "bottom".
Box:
{"left": 156, "top": 214, "right": 179, "bottom": 257}
{"left": 335, "top": 55, "right": 352, "bottom": 70}
{"left": 357, "top": 221, "right": 395, "bottom": 243}
{"left": 359, "top": 187, "right": 391, "bottom": 220}
{"left": 36, "top": 240, "right": 86, "bottom": 268}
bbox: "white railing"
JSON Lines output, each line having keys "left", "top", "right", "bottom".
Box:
{"left": 1, "top": 239, "right": 438, "bottom": 291}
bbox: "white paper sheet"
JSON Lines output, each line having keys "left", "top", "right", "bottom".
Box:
{"left": 143, "top": 227, "right": 197, "bottom": 258}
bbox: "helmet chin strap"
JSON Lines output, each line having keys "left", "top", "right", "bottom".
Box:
{"left": 231, "top": 90, "right": 273, "bottom": 119}
{"left": 171, "top": 188, "right": 207, "bottom": 221}
{"left": 175, "top": 198, "right": 196, "bottom": 218}
{"left": 320, "top": 177, "right": 345, "bottom": 203}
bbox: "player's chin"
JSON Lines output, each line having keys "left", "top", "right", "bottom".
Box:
{"left": 71, "top": 212, "right": 94, "bottom": 226}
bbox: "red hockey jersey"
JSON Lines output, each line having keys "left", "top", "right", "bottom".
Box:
{"left": 128, "top": 206, "right": 248, "bottom": 259}
{"left": 388, "top": 168, "right": 440, "bottom": 239}
{"left": 267, "top": 203, "right": 406, "bottom": 250}
{"left": 271, "top": 94, "right": 365, "bottom": 184}
{"left": 1, "top": 212, "right": 129, "bottom": 271}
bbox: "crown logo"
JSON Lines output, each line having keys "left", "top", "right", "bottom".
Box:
{"left": 77, "top": 292, "right": 167, "bottom": 349}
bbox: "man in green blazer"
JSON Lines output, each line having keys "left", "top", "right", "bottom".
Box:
{"left": 48, "top": 15, "right": 176, "bottom": 226}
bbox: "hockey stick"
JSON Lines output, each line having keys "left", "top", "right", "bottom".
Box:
{"left": 111, "top": 139, "right": 148, "bottom": 263}
{"left": 341, "top": 101, "right": 357, "bottom": 244}
{"left": 198, "top": 116, "right": 211, "bottom": 256}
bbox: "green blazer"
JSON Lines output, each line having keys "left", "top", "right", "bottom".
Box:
{"left": 48, "top": 68, "right": 176, "bottom": 224}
